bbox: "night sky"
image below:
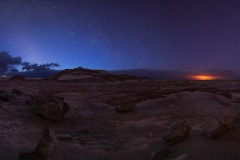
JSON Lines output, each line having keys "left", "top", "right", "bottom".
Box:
{"left": 0, "top": 0, "right": 240, "bottom": 72}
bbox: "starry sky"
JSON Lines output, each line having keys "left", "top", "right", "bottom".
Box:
{"left": 0, "top": 0, "right": 240, "bottom": 71}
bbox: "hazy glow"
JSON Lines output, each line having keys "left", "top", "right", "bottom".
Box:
{"left": 189, "top": 75, "right": 219, "bottom": 80}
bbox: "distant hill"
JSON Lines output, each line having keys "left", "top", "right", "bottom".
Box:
{"left": 5, "top": 69, "right": 188, "bottom": 80}
{"left": 48, "top": 67, "right": 147, "bottom": 82}
{"left": 6, "top": 70, "right": 61, "bottom": 78}
{"left": 109, "top": 69, "right": 188, "bottom": 80}
{"left": 6, "top": 68, "right": 240, "bottom": 80}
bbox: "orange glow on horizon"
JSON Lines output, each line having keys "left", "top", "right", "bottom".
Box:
{"left": 189, "top": 75, "right": 219, "bottom": 80}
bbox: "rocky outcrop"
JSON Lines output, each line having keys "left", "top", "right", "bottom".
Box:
{"left": 26, "top": 94, "right": 70, "bottom": 121}
{"left": 162, "top": 122, "right": 191, "bottom": 146}
{"left": 202, "top": 114, "right": 235, "bottom": 138}
{"left": 49, "top": 67, "right": 147, "bottom": 82}
{"left": 19, "top": 127, "right": 63, "bottom": 160}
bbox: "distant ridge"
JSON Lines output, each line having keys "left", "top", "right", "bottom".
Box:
{"left": 109, "top": 69, "right": 188, "bottom": 80}
{"left": 48, "top": 67, "right": 148, "bottom": 82}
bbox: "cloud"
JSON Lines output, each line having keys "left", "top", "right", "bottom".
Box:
{"left": 0, "top": 51, "right": 22, "bottom": 74}
{"left": 21, "top": 62, "right": 60, "bottom": 71}
{"left": 0, "top": 51, "right": 60, "bottom": 74}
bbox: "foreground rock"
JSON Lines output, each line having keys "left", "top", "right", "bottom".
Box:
{"left": 202, "top": 114, "right": 235, "bottom": 138}
{"left": 19, "top": 127, "right": 63, "bottom": 160}
{"left": 115, "top": 103, "right": 136, "bottom": 113}
{"left": 26, "top": 94, "right": 70, "bottom": 121}
{"left": 162, "top": 122, "right": 191, "bottom": 146}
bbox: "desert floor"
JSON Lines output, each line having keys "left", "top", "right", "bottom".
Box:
{"left": 0, "top": 80, "right": 240, "bottom": 160}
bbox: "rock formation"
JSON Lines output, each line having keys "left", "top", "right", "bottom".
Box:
{"left": 162, "top": 121, "right": 191, "bottom": 146}
{"left": 49, "top": 67, "right": 147, "bottom": 82}
{"left": 202, "top": 113, "right": 235, "bottom": 138}
{"left": 19, "top": 127, "right": 63, "bottom": 160}
{"left": 26, "top": 94, "right": 70, "bottom": 121}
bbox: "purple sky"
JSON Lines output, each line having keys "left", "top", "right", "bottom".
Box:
{"left": 0, "top": 0, "right": 240, "bottom": 71}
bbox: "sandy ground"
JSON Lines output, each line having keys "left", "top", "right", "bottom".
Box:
{"left": 0, "top": 80, "right": 240, "bottom": 160}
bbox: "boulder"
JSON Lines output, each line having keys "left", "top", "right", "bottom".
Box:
{"left": 162, "top": 122, "right": 191, "bottom": 146}
{"left": 19, "top": 127, "right": 63, "bottom": 160}
{"left": 202, "top": 116, "right": 226, "bottom": 138}
{"left": 115, "top": 103, "right": 136, "bottom": 113}
{"left": 202, "top": 114, "right": 235, "bottom": 138}
{"left": 218, "top": 114, "right": 235, "bottom": 129}
{"left": 26, "top": 94, "right": 70, "bottom": 121}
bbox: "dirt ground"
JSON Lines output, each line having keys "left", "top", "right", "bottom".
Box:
{"left": 0, "top": 80, "right": 240, "bottom": 160}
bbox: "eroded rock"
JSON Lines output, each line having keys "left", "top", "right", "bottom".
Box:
{"left": 26, "top": 94, "right": 70, "bottom": 121}
{"left": 202, "top": 114, "right": 235, "bottom": 138}
{"left": 19, "top": 127, "right": 63, "bottom": 160}
{"left": 162, "top": 122, "right": 191, "bottom": 146}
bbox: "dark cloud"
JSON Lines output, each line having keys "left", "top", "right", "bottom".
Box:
{"left": 0, "top": 51, "right": 22, "bottom": 74}
{"left": 21, "top": 62, "right": 60, "bottom": 71}
{"left": 0, "top": 51, "right": 60, "bottom": 74}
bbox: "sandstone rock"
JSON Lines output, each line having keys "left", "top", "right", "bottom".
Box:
{"left": 162, "top": 122, "right": 191, "bottom": 146}
{"left": 26, "top": 94, "right": 70, "bottom": 121}
{"left": 19, "top": 127, "right": 63, "bottom": 160}
{"left": 202, "top": 114, "right": 235, "bottom": 138}
{"left": 149, "top": 146, "right": 172, "bottom": 160}
{"left": 115, "top": 103, "right": 136, "bottom": 113}
{"left": 202, "top": 116, "right": 227, "bottom": 138}
{"left": 219, "top": 114, "right": 235, "bottom": 129}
